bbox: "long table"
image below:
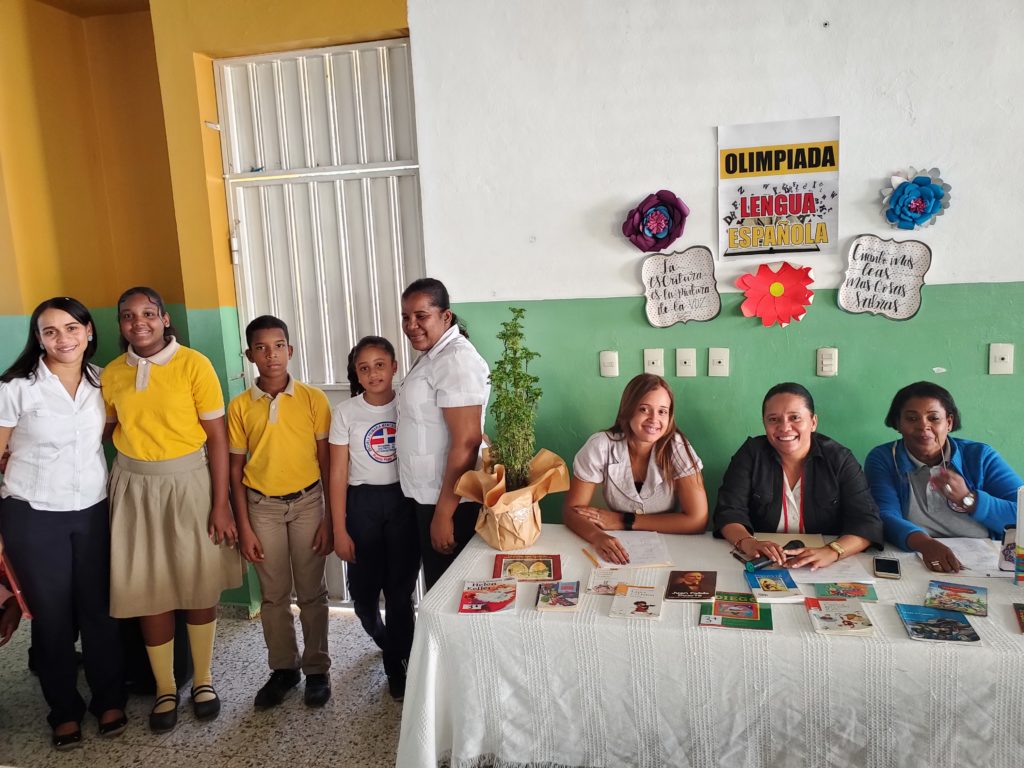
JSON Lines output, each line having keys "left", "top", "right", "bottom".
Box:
{"left": 396, "top": 525, "right": 1024, "bottom": 768}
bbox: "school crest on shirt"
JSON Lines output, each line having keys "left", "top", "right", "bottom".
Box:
{"left": 364, "top": 421, "right": 397, "bottom": 463}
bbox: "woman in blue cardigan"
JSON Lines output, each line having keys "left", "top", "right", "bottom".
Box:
{"left": 864, "top": 381, "right": 1022, "bottom": 573}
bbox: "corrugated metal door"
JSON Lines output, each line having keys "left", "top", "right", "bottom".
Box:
{"left": 215, "top": 39, "right": 424, "bottom": 601}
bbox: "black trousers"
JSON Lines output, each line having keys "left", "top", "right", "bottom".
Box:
{"left": 414, "top": 500, "right": 480, "bottom": 591}
{"left": 345, "top": 483, "right": 420, "bottom": 677}
{"left": 0, "top": 498, "right": 125, "bottom": 727}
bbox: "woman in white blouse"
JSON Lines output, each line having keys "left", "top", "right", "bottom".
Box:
{"left": 397, "top": 278, "right": 490, "bottom": 590}
{"left": 0, "top": 298, "right": 126, "bottom": 749}
{"left": 563, "top": 374, "right": 708, "bottom": 564}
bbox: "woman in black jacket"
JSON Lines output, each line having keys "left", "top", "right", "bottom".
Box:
{"left": 714, "top": 383, "right": 883, "bottom": 570}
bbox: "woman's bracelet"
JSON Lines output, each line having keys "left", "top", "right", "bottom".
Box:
{"left": 732, "top": 535, "right": 755, "bottom": 552}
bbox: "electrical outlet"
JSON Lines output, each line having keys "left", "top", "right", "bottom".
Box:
{"left": 989, "top": 343, "right": 1014, "bottom": 375}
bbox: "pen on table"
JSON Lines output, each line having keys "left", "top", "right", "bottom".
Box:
{"left": 582, "top": 548, "right": 599, "bottom": 567}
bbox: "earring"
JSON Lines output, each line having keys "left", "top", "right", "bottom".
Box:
{"left": 39, "top": 344, "right": 44, "bottom": 351}
{"left": 88, "top": 334, "right": 93, "bottom": 341}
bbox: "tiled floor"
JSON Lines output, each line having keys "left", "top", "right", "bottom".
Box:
{"left": 0, "top": 608, "right": 402, "bottom": 768}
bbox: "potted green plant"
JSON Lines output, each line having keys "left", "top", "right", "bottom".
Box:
{"left": 455, "top": 307, "right": 569, "bottom": 550}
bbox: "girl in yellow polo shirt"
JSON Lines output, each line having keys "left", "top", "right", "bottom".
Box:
{"left": 101, "top": 287, "right": 242, "bottom": 733}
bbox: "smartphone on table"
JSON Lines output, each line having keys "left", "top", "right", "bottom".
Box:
{"left": 873, "top": 556, "right": 901, "bottom": 579}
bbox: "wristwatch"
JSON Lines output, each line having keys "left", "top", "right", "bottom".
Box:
{"left": 960, "top": 492, "right": 976, "bottom": 510}
{"left": 827, "top": 541, "right": 845, "bottom": 559}
{"left": 623, "top": 512, "right": 636, "bottom": 531}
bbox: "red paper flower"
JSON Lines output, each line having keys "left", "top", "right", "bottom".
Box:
{"left": 735, "top": 262, "right": 814, "bottom": 328}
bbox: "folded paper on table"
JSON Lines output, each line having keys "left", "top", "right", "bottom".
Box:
{"left": 456, "top": 449, "right": 569, "bottom": 551}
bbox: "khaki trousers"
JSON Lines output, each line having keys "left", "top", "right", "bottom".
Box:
{"left": 247, "top": 484, "right": 331, "bottom": 674}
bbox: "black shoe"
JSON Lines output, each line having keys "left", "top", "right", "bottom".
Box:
{"left": 304, "top": 673, "right": 331, "bottom": 707}
{"left": 254, "top": 669, "right": 301, "bottom": 709}
{"left": 97, "top": 711, "right": 129, "bottom": 738}
{"left": 191, "top": 685, "right": 221, "bottom": 721}
{"left": 387, "top": 674, "right": 406, "bottom": 701}
{"left": 51, "top": 725, "right": 82, "bottom": 751}
{"left": 148, "top": 693, "right": 179, "bottom": 733}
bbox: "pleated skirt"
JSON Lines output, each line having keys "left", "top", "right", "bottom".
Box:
{"left": 108, "top": 449, "right": 243, "bottom": 618}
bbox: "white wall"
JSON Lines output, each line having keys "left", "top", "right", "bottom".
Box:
{"left": 409, "top": 0, "right": 1024, "bottom": 302}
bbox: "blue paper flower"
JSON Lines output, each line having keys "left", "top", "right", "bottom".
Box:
{"left": 881, "top": 168, "right": 951, "bottom": 230}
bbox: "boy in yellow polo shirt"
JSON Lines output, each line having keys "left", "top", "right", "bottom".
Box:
{"left": 228, "top": 316, "right": 333, "bottom": 708}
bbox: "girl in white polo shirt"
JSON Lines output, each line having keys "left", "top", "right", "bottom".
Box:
{"left": 0, "top": 297, "right": 126, "bottom": 749}
{"left": 397, "top": 278, "right": 490, "bottom": 591}
{"left": 330, "top": 336, "right": 418, "bottom": 701}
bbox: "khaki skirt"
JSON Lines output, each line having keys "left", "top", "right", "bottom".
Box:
{"left": 109, "top": 449, "right": 243, "bottom": 618}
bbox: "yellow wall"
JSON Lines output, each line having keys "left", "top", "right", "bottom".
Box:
{"left": 85, "top": 10, "right": 184, "bottom": 304}
{"left": 0, "top": 0, "right": 181, "bottom": 314}
{"left": 147, "top": 0, "right": 409, "bottom": 310}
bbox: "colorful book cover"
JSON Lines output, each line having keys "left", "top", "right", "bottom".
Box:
{"left": 609, "top": 586, "right": 663, "bottom": 620}
{"left": 896, "top": 603, "right": 980, "bottom": 644}
{"left": 804, "top": 597, "right": 874, "bottom": 636}
{"left": 664, "top": 570, "right": 717, "bottom": 601}
{"left": 812, "top": 582, "right": 878, "bottom": 601}
{"left": 535, "top": 581, "right": 580, "bottom": 611}
{"left": 743, "top": 569, "right": 803, "bottom": 603}
{"left": 586, "top": 567, "right": 634, "bottom": 595}
{"left": 923, "top": 580, "right": 988, "bottom": 616}
{"left": 493, "top": 554, "right": 562, "bottom": 581}
{"left": 699, "top": 592, "right": 773, "bottom": 630}
{"left": 458, "top": 578, "right": 518, "bottom": 614}
{"left": 1014, "top": 603, "right": 1024, "bottom": 633}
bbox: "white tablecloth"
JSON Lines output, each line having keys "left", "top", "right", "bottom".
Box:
{"left": 396, "top": 526, "right": 1024, "bottom": 768}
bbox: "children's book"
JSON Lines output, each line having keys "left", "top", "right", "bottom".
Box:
{"left": 812, "top": 582, "right": 878, "bottom": 601}
{"left": 458, "top": 578, "right": 517, "bottom": 614}
{"left": 535, "top": 581, "right": 580, "bottom": 611}
{"left": 493, "top": 554, "right": 562, "bottom": 581}
{"left": 896, "top": 603, "right": 981, "bottom": 644}
{"left": 699, "top": 592, "right": 773, "bottom": 631}
{"left": 664, "top": 570, "right": 717, "bottom": 601}
{"left": 586, "top": 567, "right": 632, "bottom": 595}
{"left": 743, "top": 569, "right": 803, "bottom": 603}
{"left": 609, "top": 586, "right": 663, "bottom": 620}
{"left": 804, "top": 597, "right": 874, "bottom": 636}
{"left": 1013, "top": 603, "right": 1024, "bottom": 633}
{"left": 922, "top": 580, "right": 988, "bottom": 616}
{"left": 586, "top": 568, "right": 653, "bottom": 595}
{"left": 583, "top": 531, "right": 673, "bottom": 568}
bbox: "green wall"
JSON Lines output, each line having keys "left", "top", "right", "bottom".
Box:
{"left": 456, "top": 282, "right": 1024, "bottom": 521}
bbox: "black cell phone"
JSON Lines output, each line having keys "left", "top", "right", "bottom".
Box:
{"left": 873, "top": 556, "right": 901, "bottom": 579}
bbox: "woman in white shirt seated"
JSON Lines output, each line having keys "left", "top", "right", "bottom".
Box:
{"left": 397, "top": 278, "right": 490, "bottom": 590}
{"left": 0, "top": 298, "right": 126, "bottom": 749}
{"left": 563, "top": 374, "right": 708, "bottom": 564}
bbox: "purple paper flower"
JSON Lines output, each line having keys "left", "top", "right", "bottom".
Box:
{"left": 622, "top": 190, "right": 689, "bottom": 252}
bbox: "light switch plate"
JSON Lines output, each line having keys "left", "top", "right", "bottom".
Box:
{"left": 816, "top": 347, "right": 838, "bottom": 377}
{"left": 643, "top": 348, "right": 664, "bottom": 376}
{"left": 599, "top": 350, "right": 619, "bottom": 377}
{"left": 708, "top": 347, "right": 729, "bottom": 377}
{"left": 989, "top": 343, "right": 1014, "bottom": 375}
{"left": 676, "top": 348, "right": 697, "bottom": 377}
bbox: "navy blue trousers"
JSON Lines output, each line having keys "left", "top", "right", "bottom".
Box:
{"left": 345, "top": 483, "right": 420, "bottom": 677}
{"left": 414, "top": 500, "right": 480, "bottom": 591}
{"left": 0, "top": 498, "right": 125, "bottom": 727}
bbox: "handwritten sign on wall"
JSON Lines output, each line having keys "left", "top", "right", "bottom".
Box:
{"left": 838, "top": 234, "right": 931, "bottom": 320}
{"left": 642, "top": 246, "right": 721, "bottom": 327}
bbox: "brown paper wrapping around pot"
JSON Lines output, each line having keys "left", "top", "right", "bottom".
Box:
{"left": 455, "top": 448, "right": 570, "bottom": 551}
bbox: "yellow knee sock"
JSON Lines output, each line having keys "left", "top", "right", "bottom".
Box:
{"left": 186, "top": 620, "right": 217, "bottom": 702}
{"left": 144, "top": 639, "right": 178, "bottom": 713}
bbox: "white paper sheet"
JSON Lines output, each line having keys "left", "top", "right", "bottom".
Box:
{"left": 916, "top": 537, "right": 1011, "bottom": 578}
{"left": 586, "top": 531, "right": 673, "bottom": 568}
